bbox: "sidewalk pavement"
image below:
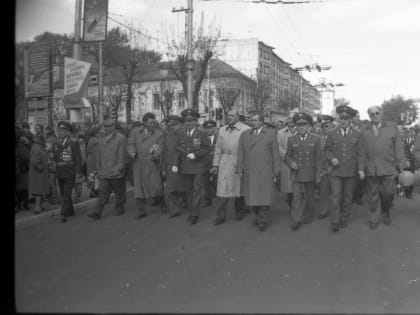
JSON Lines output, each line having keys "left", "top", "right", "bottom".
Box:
{"left": 15, "top": 183, "right": 134, "bottom": 228}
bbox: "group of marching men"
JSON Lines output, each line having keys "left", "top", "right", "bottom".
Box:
{"left": 52, "top": 104, "right": 420, "bottom": 232}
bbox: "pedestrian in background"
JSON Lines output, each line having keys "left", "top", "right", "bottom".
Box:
{"left": 360, "top": 106, "right": 408, "bottom": 229}
{"left": 414, "top": 124, "right": 420, "bottom": 171}
{"left": 177, "top": 109, "right": 211, "bottom": 225}
{"left": 128, "top": 112, "right": 165, "bottom": 220}
{"left": 52, "top": 121, "right": 83, "bottom": 223}
{"left": 88, "top": 119, "right": 127, "bottom": 220}
{"left": 15, "top": 131, "right": 31, "bottom": 212}
{"left": 237, "top": 113, "right": 281, "bottom": 231}
{"left": 285, "top": 112, "right": 322, "bottom": 231}
{"left": 45, "top": 131, "right": 60, "bottom": 205}
{"left": 73, "top": 135, "right": 87, "bottom": 203}
{"left": 86, "top": 125, "right": 100, "bottom": 198}
{"left": 28, "top": 135, "right": 49, "bottom": 214}
{"left": 401, "top": 126, "right": 416, "bottom": 199}
{"left": 212, "top": 109, "right": 250, "bottom": 226}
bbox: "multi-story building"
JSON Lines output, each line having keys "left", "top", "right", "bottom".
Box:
{"left": 216, "top": 38, "right": 321, "bottom": 122}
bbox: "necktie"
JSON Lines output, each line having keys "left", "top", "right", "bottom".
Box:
{"left": 373, "top": 125, "right": 378, "bottom": 137}
{"left": 342, "top": 128, "right": 347, "bottom": 137}
{"left": 300, "top": 135, "right": 305, "bottom": 141}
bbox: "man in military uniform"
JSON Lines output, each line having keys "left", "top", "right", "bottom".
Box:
{"left": 317, "top": 115, "right": 334, "bottom": 219}
{"left": 87, "top": 119, "right": 127, "bottom": 220}
{"left": 161, "top": 115, "right": 188, "bottom": 217}
{"left": 202, "top": 119, "right": 218, "bottom": 207}
{"left": 52, "top": 121, "right": 83, "bottom": 223}
{"left": 212, "top": 109, "right": 250, "bottom": 226}
{"left": 285, "top": 112, "right": 322, "bottom": 231}
{"left": 177, "top": 109, "right": 211, "bottom": 225}
{"left": 324, "top": 106, "right": 364, "bottom": 232}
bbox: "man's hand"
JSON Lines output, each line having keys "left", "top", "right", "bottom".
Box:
{"left": 211, "top": 166, "right": 218, "bottom": 174}
{"left": 273, "top": 176, "right": 277, "bottom": 183}
{"left": 315, "top": 176, "right": 321, "bottom": 184}
{"left": 186, "top": 153, "right": 195, "bottom": 160}
{"left": 290, "top": 161, "right": 298, "bottom": 170}
{"left": 171, "top": 165, "right": 178, "bottom": 173}
{"left": 331, "top": 158, "right": 340, "bottom": 167}
{"left": 406, "top": 160, "right": 411, "bottom": 168}
{"left": 358, "top": 170, "right": 365, "bottom": 180}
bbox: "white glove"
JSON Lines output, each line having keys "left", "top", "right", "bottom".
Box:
{"left": 331, "top": 158, "right": 340, "bottom": 166}
{"left": 171, "top": 166, "right": 178, "bottom": 173}
{"left": 186, "top": 153, "right": 196, "bottom": 160}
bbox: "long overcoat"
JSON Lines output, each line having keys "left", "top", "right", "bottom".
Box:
{"left": 277, "top": 126, "right": 296, "bottom": 193}
{"left": 128, "top": 127, "right": 164, "bottom": 199}
{"left": 237, "top": 128, "right": 281, "bottom": 206}
{"left": 28, "top": 143, "right": 49, "bottom": 196}
{"left": 16, "top": 142, "right": 30, "bottom": 191}
{"left": 162, "top": 129, "right": 188, "bottom": 193}
{"left": 213, "top": 121, "right": 250, "bottom": 197}
{"left": 360, "top": 121, "right": 406, "bottom": 176}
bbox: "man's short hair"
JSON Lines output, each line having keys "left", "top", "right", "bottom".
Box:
{"left": 142, "top": 112, "right": 156, "bottom": 123}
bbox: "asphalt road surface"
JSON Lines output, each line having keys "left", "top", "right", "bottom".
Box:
{"left": 15, "top": 191, "right": 420, "bottom": 313}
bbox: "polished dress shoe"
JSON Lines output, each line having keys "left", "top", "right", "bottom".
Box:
{"left": 169, "top": 211, "right": 181, "bottom": 218}
{"left": 318, "top": 212, "right": 328, "bottom": 219}
{"left": 88, "top": 212, "right": 101, "bottom": 220}
{"left": 382, "top": 214, "right": 391, "bottom": 225}
{"left": 213, "top": 216, "right": 225, "bottom": 226}
{"left": 369, "top": 222, "right": 378, "bottom": 229}
{"left": 290, "top": 222, "right": 301, "bottom": 231}
{"left": 134, "top": 212, "right": 147, "bottom": 220}
{"left": 330, "top": 223, "right": 340, "bottom": 233}
{"left": 188, "top": 216, "right": 198, "bottom": 225}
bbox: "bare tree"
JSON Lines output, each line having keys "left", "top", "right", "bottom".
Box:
{"left": 158, "top": 81, "right": 174, "bottom": 119}
{"left": 165, "top": 13, "right": 221, "bottom": 112}
{"left": 250, "top": 76, "right": 272, "bottom": 116}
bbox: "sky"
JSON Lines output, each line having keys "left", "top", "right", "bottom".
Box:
{"left": 15, "top": 0, "right": 420, "bottom": 119}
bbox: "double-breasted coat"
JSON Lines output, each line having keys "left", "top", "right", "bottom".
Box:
{"left": 177, "top": 128, "right": 210, "bottom": 175}
{"left": 28, "top": 143, "right": 49, "bottom": 196}
{"left": 277, "top": 126, "right": 296, "bottom": 193}
{"left": 285, "top": 133, "right": 322, "bottom": 182}
{"left": 213, "top": 121, "right": 250, "bottom": 197}
{"left": 324, "top": 127, "right": 364, "bottom": 177}
{"left": 237, "top": 128, "right": 281, "bottom": 206}
{"left": 162, "top": 129, "right": 188, "bottom": 193}
{"left": 128, "top": 127, "right": 164, "bottom": 199}
{"left": 360, "top": 121, "right": 406, "bottom": 176}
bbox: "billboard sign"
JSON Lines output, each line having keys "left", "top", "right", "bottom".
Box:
{"left": 28, "top": 98, "right": 49, "bottom": 110}
{"left": 24, "top": 42, "right": 51, "bottom": 97}
{"left": 83, "top": 0, "right": 108, "bottom": 42}
{"left": 64, "top": 57, "right": 91, "bottom": 108}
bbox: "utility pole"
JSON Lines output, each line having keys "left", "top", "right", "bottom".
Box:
{"left": 98, "top": 42, "right": 104, "bottom": 124}
{"left": 173, "top": 0, "right": 194, "bottom": 109}
{"left": 70, "top": 0, "right": 83, "bottom": 123}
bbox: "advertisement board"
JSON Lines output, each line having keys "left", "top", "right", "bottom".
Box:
{"left": 64, "top": 57, "right": 91, "bottom": 108}
{"left": 83, "top": 0, "right": 108, "bottom": 42}
{"left": 24, "top": 42, "right": 51, "bottom": 97}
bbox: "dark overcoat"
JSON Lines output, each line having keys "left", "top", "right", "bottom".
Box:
{"left": 28, "top": 143, "right": 49, "bottom": 196}
{"left": 237, "top": 128, "right": 281, "bottom": 206}
{"left": 177, "top": 128, "right": 211, "bottom": 175}
{"left": 16, "top": 143, "right": 30, "bottom": 191}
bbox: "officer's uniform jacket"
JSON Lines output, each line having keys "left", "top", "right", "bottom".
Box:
{"left": 360, "top": 120, "right": 407, "bottom": 176}
{"left": 324, "top": 126, "right": 364, "bottom": 177}
{"left": 285, "top": 132, "right": 322, "bottom": 182}
{"left": 177, "top": 127, "right": 211, "bottom": 175}
{"left": 52, "top": 136, "right": 82, "bottom": 179}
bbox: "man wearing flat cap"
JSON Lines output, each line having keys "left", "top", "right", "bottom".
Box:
{"left": 202, "top": 119, "right": 218, "bottom": 207}
{"left": 176, "top": 109, "right": 211, "bottom": 225}
{"left": 52, "top": 121, "right": 83, "bottom": 223}
{"left": 285, "top": 112, "right": 322, "bottom": 231}
{"left": 161, "top": 115, "right": 188, "bottom": 217}
{"left": 324, "top": 105, "right": 364, "bottom": 232}
{"left": 87, "top": 119, "right": 127, "bottom": 220}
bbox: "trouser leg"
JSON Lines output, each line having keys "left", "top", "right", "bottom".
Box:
{"left": 291, "top": 181, "right": 305, "bottom": 224}
{"left": 303, "top": 182, "right": 315, "bottom": 220}
{"left": 188, "top": 173, "right": 203, "bottom": 217}
{"left": 111, "top": 177, "right": 126, "bottom": 214}
{"left": 257, "top": 206, "right": 269, "bottom": 225}
{"left": 74, "top": 182, "right": 82, "bottom": 203}
{"left": 95, "top": 178, "right": 112, "bottom": 216}
{"left": 341, "top": 177, "right": 354, "bottom": 223}
{"left": 318, "top": 174, "right": 331, "bottom": 216}
{"left": 234, "top": 196, "right": 245, "bottom": 215}
{"left": 136, "top": 198, "right": 146, "bottom": 215}
{"left": 287, "top": 192, "right": 294, "bottom": 209}
{"left": 167, "top": 192, "right": 182, "bottom": 215}
{"left": 367, "top": 176, "right": 381, "bottom": 224}
{"left": 215, "top": 197, "right": 230, "bottom": 219}
{"left": 330, "top": 176, "right": 342, "bottom": 225}
{"left": 380, "top": 175, "right": 395, "bottom": 215}
{"left": 59, "top": 177, "right": 75, "bottom": 217}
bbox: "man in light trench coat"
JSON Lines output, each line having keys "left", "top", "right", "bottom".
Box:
{"left": 212, "top": 109, "right": 250, "bottom": 226}
{"left": 237, "top": 113, "right": 281, "bottom": 231}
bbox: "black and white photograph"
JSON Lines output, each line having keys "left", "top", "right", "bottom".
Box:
{"left": 15, "top": 0, "right": 420, "bottom": 313}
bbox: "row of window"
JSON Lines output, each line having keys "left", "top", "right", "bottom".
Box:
{"left": 152, "top": 92, "right": 185, "bottom": 110}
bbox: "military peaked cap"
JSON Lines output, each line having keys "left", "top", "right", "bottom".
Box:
{"left": 320, "top": 115, "right": 334, "bottom": 124}
{"left": 336, "top": 105, "right": 355, "bottom": 118}
{"left": 203, "top": 120, "right": 217, "bottom": 128}
{"left": 57, "top": 120, "right": 73, "bottom": 132}
{"left": 293, "top": 112, "right": 313, "bottom": 126}
{"left": 167, "top": 115, "right": 183, "bottom": 124}
{"left": 181, "top": 108, "right": 200, "bottom": 119}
